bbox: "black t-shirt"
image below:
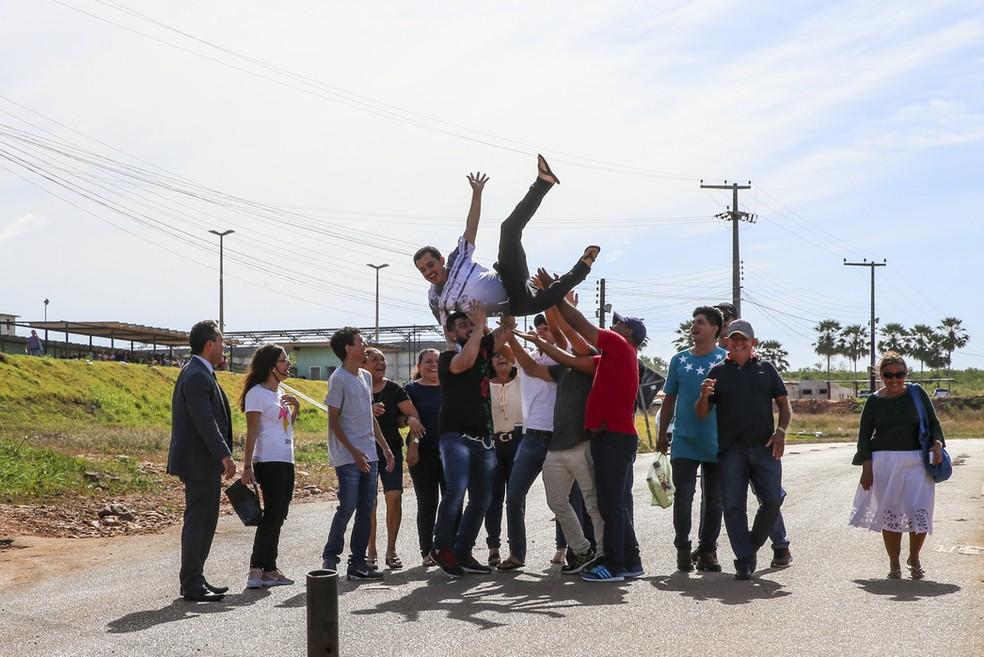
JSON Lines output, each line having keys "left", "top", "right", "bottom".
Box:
{"left": 438, "top": 333, "right": 495, "bottom": 437}
{"left": 707, "top": 357, "right": 787, "bottom": 451}
{"left": 405, "top": 380, "right": 442, "bottom": 454}
{"left": 373, "top": 379, "right": 409, "bottom": 453}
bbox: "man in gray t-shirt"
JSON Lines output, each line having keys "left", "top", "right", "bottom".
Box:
{"left": 509, "top": 329, "right": 605, "bottom": 573}
{"left": 321, "top": 327, "right": 395, "bottom": 582}
{"left": 326, "top": 367, "right": 377, "bottom": 468}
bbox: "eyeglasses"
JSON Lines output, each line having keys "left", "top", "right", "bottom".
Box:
{"left": 881, "top": 370, "right": 907, "bottom": 380}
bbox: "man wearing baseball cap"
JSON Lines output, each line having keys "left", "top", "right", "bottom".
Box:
{"left": 713, "top": 303, "right": 794, "bottom": 569}
{"left": 552, "top": 299, "right": 646, "bottom": 582}
{"left": 696, "top": 319, "right": 792, "bottom": 580}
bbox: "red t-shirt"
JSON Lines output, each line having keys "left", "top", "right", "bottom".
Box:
{"left": 584, "top": 329, "right": 639, "bottom": 435}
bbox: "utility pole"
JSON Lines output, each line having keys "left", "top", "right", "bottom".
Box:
{"left": 700, "top": 180, "right": 755, "bottom": 316}
{"left": 366, "top": 263, "right": 389, "bottom": 344}
{"left": 208, "top": 229, "right": 235, "bottom": 335}
{"left": 596, "top": 278, "right": 607, "bottom": 328}
{"left": 844, "top": 258, "right": 887, "bottom": 394}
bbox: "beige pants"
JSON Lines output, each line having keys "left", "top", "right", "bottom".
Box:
{"left": 541, "top": 440, "right": 605, "bottom": 556}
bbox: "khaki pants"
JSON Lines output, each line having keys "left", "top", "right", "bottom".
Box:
{"left": 541, "top": 441, "right": 604, "bottom": 556}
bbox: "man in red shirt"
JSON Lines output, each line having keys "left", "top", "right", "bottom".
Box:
{"left": 555, "top": 298, "right": 645, "bottom": 582}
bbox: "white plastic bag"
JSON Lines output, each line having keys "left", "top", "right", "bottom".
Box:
{"left": 647, "top": 453, "right": 675, "bottom": 508}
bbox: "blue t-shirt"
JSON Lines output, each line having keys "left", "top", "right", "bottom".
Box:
{"left": 664, "top": 346, "right": 726, "bottom": 462}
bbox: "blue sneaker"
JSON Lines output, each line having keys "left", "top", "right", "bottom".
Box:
{"left": 622, "top": 564, "right": 645, "bottom": 578}
{"left": 580, "top": 564, "right": 624, "bottom": 582}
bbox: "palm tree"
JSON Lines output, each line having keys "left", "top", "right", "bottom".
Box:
{"left": 937, "top": 317, "right": 970, "bottom": 377}
{"left": 878, "top": 322, "right": 908, "bottom": 355}
{"left": 812, "top": 319, "right": 841, "bottom": 379}
{"left": 908, "top": 324, "right": 938, "bottom": 375}
{"left": 757, "top": 339, "right": 790, "bottom": 373}
{"left": 838, "top": 324, "right": 870, "bottom": 380}
{"left": 672, "top": 320, "right": 694, "bottom": 352}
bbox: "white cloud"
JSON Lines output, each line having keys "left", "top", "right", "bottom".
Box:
{"left": 0, "top": 213, "right": 48, "bottom": 244}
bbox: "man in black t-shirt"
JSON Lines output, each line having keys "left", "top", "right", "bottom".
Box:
{"left": 696, "top": 320, "right": 792, "bottom": 580}
{"left": 431, "top": 301, "right": 512, "bottom": 577}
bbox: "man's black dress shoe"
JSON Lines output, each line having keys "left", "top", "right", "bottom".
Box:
{"left": 182, "top": 589, "right": 225, "bottom": 602}
{"left": 204, "top": 581, "right": 229, "bottom": 594}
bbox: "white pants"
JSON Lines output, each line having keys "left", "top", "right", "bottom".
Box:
{"left": 541, "top": 440, "right": 605, "bottom": 556}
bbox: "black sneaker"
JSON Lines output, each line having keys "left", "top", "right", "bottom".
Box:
{"left": 771, "top": 548, "right": 793, "bottom": 568}
{"left": 458, "top": 552, "right": 493, "bottom": 574}
{"left": 676, "top": 547, "right": 694, "bottom": 572}
{"left": 346, "top": 562, "right": 384, "bottom": 582}
{"left": 733, "top": 559, "right": 755, "bottom": 580}
{"left": 695, "top": 550, "right": 722, "bottom": 573}
{"left": 562, "top": 549, "right": 598, "bottom": 575}
{"left": 430, "top": 548, "right": 464, "bottom": 578}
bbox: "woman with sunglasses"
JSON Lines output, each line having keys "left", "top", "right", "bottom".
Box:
{"left": 240, "top": 345, "right": 299, "bottom": 588}
{"left": 849, "top": 352, "right": 945, "bottom": 579}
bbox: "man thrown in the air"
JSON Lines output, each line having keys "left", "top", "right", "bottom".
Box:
{"left": 414, "top": 154, "right": 600, "bottom": 327}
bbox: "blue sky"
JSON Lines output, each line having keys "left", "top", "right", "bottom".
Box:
{"left": 1, "top": 1, "right": 982, "bottom": 369}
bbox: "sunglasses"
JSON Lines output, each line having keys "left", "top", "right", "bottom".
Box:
{"left": 881, "top": 370, "right": 907, "bottom": 379}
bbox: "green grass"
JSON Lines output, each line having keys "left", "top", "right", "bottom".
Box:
{"left": 0, "top": 435, "right": 158, "bottom": 502}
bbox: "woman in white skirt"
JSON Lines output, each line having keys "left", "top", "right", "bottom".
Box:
{"left": 849, "top": 352, "right": 945, "bottom": 579}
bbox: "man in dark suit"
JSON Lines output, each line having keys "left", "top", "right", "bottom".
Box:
{"left": 167, "top": 320, "right": 238, "bottom": 602}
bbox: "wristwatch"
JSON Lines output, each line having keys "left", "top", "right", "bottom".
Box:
{"left": 411, "top": 437, "right": 421, "bottom": 444}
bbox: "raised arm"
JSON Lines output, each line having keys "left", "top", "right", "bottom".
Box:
{"left": 544, "top": 307, "right": 569, "bottom": 352}
{"left": 449, "top": 300, "right": 488, "bottom": 374}
{"left": 507, "top": 333, "right": 552, "bottom": 381}
{"left": 515, "top": 330, "right": 597, "bottom": 376}
{"left": 462, "top": 172, "right": 488, "bottom": 246}
{"left": 556, "top": 296, "right": 600, "bottom": 347}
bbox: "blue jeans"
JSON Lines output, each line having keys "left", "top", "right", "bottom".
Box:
{"left": 433, "top": 432, "right": 496, "bottom": 556}
{"left": 591, "top": 431, "right": 640, "bottom": 573}
{"left": 485, "top": 427, "right": 524, "bottom": 549}
{"left": 719, "top": 443, "right": 784, "bottom": 569}
{"left": 504, "top": 429, "right": 551, "bottom": 561}
{"left": 672, "top": 458, "right": 722, "bottom": 550}
{"left": 698, "top": 472, "right": 788, "bottom": 550}
{"left": 322, "top": 462, "right": 378, "bottom": 565}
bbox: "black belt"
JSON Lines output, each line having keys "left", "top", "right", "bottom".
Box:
{"left": 525, "top": 428, "right": 553, "bottom": 437}
{"left": 495, "top": 428, "right": 521, "bottom": 442}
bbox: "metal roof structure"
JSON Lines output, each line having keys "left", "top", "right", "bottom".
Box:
{"left": 22, "top": 321, "right": 190, "bottom": 347}
{"left": 224, "top": 324, "right": 444, "bottom": 346}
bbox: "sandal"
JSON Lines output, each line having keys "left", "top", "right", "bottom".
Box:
{"left": 887, "top": 568, "right": 902, "bottom": 579}
{"left": 366, "top": 557, "right": 379, "bottom": 572}
{"left": 907, "top": 558, "right": 925, "bottom": 580}
{"left": 581, "top": 245, "right": 601, "bottom": 266}
{"left": 385, "top": 554, "right": 403, "bottom": 570}
{"left": 422, "top": 554, "right": 436, "bottom": 567}
{"left": 496, "top": 556, "right": 525, "bottom": 571}
{"left": 537, "top": 154, "right": 560, "bottom": 185}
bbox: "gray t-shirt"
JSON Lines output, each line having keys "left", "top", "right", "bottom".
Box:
{"left": 325, "top": 367, "right": 377, "bottom": 467}
{"left": 548, "top": 365, "right": 593, "bottom": 451}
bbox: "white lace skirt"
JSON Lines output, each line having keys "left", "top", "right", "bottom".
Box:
{"left": 849, "top": 450, "right": 935, "bottom": 533}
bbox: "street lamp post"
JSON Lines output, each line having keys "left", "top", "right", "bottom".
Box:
{"left": 366, "top": 263, "right": 389, "bottom": 344}
{"left": 208, "top": 230, "right": 235, "bottom": 335}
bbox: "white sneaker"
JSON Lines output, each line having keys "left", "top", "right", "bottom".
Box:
{"left": 246, "top": 567, "right": 264, "bottom": 589}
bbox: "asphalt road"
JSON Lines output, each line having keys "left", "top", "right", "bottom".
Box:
{"left": 3, "top": 440, "right": 983, "bottom": 657}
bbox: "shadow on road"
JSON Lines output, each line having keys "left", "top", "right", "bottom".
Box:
{"left": 106, "top": 589, "right": 272, "bottom": 633}
{"left": 349, "top": 567, "right": 631, "bottom": 629}
{"left": 852, "top": 578, "right": 961, "bottom": 602}
{"left": 651, "top": 571, "right": 791, "bottom": 605}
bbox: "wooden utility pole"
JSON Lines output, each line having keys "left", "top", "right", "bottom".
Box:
{"left": 700, "top": 181, "right": 755, "bottom": 316}
{"left": 844, "top": 258, "right": 887, "bottom": 394}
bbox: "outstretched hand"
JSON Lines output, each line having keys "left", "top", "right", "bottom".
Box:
{"left": 466, "top": 299, "right": 487, "bottom": 330}
{"left": 566, "top": 290, "right": 579, "bottom": 307}
{"left": 535, "top": 267, "right": 557, "bottom": 289}
{"left": 467, "top": 172, "right": 489, "bottom": 192}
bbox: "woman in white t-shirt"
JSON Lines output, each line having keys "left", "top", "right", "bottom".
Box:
{"left": 239, "top": 345, "right": 299, "bottom": 589}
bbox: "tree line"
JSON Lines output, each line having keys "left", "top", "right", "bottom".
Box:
{"left": 813, "top": 318, "right": 969, "bottom": 377}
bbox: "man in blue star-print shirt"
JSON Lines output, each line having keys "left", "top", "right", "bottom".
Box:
{"left": 657, "top": 306, "right": 727, "bottom": 572}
